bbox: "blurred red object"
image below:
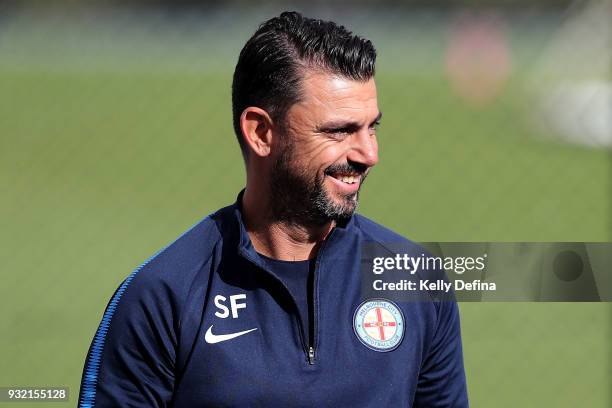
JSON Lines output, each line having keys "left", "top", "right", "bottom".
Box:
{"left": 445, "top": 11, "right": 512, "bottom": 108}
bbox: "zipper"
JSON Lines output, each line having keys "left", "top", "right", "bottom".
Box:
{"left": 239, "top": 248, "right": 315, "bottom": 364}
{"left": 308, "top": 346, "right": 316, "bottom": 365}
{"left": 239, "top": 228, "right": 335, "bottom": 366}
{"left": 307, "top": 229, "right": 335, "bottom": 365}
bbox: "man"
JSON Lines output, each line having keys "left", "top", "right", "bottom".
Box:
{"left": 79, "top": 11, "right": 468, "bottom": 407}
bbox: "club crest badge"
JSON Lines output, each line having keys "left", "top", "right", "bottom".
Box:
{"left": 353, "top": 298, "right": 405, "bottom": 352}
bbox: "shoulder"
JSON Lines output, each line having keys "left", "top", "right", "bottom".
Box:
{"left": 137, "top": 213, "right": 222, "bottom": 284}
{"left": 148, "top": 213, "right": 223, "bottom": 268}
{"left": 353, "top": 213, "right": 450, "bottom": 306}
{"left": 113, "top": 208, "right": 227, "bottom": 314}
{"left": 353, "top": 213, "right": 420, "bottom": 251}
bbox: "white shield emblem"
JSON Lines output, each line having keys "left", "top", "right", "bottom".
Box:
{"left": 353, "top": 298, "right": 405, "bottom": 352}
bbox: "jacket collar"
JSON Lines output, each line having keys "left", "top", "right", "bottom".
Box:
{"left": 231, "top": 189, "right": 357, "bottom": 265}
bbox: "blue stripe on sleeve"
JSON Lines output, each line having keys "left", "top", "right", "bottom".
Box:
{"left": 79, "top": 217, "right": 210, "bottom": 408}
{"left": 79, "top": 267, "right": 140, "bottom": 408}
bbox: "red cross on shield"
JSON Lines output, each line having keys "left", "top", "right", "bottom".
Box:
{"left": 362, "top": 307, "right": 398, "bottom": 341}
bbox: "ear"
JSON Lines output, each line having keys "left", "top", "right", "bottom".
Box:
{"left": 239, "top": 107, "right": 274, "bottom": 157}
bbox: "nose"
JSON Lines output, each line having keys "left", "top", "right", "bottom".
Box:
{"left": 348, "top": 129, "right": 379, "bottom": 168}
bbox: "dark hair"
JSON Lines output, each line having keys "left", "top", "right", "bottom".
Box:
{"left": 231, "top": 11, "right": 377, "bottom": 158}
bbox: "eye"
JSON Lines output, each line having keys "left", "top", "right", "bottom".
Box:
{"left": 369, "top": 121, "right": 381, "bottom": 132}
{"left": 332, "top": 128, "right": 351, "bottom": 135}
{"left": 325, "top": 127, "right": 352, "bottom": 139}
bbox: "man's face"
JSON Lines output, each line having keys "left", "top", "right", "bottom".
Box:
{"left": 270, "top": 71, "right": 380, "bottom": 225}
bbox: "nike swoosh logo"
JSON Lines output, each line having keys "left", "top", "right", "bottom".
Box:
{"left": 204, "top": 325, "right": 258, "bottom": 344}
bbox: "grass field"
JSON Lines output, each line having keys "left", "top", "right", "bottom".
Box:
{"left": 0, "top": 11, "right": 610, "bottom": 407}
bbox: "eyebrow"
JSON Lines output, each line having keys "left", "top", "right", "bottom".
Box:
{"left": 316, "top": 111, "right": 383, "bottom": 134}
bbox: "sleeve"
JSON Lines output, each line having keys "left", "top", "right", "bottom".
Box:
{"left": 78, "top": 269, "right": 178, "bottom": 408}
{"left": 413, "top": 299, "right": 469, "bottom": 407}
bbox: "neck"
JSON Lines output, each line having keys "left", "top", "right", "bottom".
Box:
{"left": 242, "top": 186, "right": 335, "bottom": 261}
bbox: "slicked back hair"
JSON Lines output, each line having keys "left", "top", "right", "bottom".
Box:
{"left": 231, "top": 11, "right": 377, "bottom": 159}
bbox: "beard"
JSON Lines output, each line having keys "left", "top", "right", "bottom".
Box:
{"left": 269, "top": 141, "right": 368, "bottom": 226}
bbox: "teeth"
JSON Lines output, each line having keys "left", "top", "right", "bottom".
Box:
{"left": 339, "top": 175, "right": 358, "bottom": 184}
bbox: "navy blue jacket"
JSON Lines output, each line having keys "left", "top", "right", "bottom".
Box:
{"left": 79, "top": 194, "right": 468, "bottom": 407}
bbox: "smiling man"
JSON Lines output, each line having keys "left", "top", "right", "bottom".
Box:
{"left": 240, "top": 69, "right": 380, "bottom": 259}
{"left": 79, "top": 11, "right": 468, "bottom": 407}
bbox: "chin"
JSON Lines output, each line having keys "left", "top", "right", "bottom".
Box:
{"left": 325, "top": 190, "right": 359, "bottom": 219}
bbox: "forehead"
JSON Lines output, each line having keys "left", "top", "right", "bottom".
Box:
{"left": 288, "top": 71, "right": 378, "bottom": 125}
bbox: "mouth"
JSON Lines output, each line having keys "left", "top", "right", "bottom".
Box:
{"left": 326, "top": 170, "right": 364, "bottom": 193}
{"left": 331, "top": 173, "right": 361, "bottom": 184}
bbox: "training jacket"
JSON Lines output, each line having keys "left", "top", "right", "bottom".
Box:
{"left": 79, "top": 192, "right": 469, "bottom": 407}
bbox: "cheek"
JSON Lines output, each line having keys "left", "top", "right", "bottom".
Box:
{"left": 295, "top": 140, "right": 344, "bottom": 171}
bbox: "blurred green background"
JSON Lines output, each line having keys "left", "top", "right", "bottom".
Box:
{"left": 0, "top": 1, "right": 610, "bottom": 407}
